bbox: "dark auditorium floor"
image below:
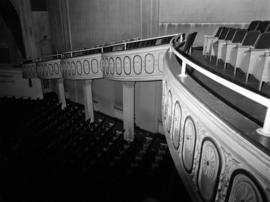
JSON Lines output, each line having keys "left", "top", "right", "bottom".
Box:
{"left": 0, "top": 93, "right": 191, "bottom": 202}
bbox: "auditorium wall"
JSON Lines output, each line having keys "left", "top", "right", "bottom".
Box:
{"left": 159, "top": 0, "right": 270, "bottom": 45}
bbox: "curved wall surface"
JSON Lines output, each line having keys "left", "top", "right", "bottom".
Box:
{"left": 162, "top": 50, "right": 270, "bottom": 202}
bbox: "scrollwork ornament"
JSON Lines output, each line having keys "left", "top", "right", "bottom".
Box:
{"left": 216, "top": 147, "right": 240, "bottom": 201}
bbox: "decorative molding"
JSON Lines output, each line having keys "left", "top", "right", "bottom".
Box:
{"left": 37, "top": 59, "right": 62, "bottom": 79}
{"left": 216, "top": 147, "right": 240, "bottom": 201}
{"left": 102, "top": 44, "right": 169, "bottom": 81}
{"left": 62, "top": 53, "right": 103, "bottom": 80}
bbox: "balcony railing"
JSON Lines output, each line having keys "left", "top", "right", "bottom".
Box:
{"left": 169, "top": 37, "right": 270, "bottom": 137}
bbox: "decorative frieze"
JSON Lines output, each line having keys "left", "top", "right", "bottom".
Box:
{"left": 61, "top": 54, "right": 103, "bottom": 80}
{"left": 102, "top": 45, "right": 169, "bottom": 81}
{"left": 37, "top": 59, "right": 62, "bottom": 79}
{"left": 22, "top": 62, "right": 37, "bottom": 78}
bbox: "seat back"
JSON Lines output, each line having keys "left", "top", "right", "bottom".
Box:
{"left": 247, "top": 20, "right": 261, "bottom": 31}
{"left": 179, "top": 32, "right": 197, "bottom": 54}
{"left": 265, "top": 24, "right": 270, "bottom": 32}
{"left": 256, "top": 21, "right": 270, "bottom": 33}
{"left": 231, "top": 29, "right": 247, "bottom": 43}
{"left": 254, "top": 32, "right": 270, "bottom": 49}
{"left": 241, "top": 31, "right": 260, "bottom": 46}
{"left": 218, "top": 27, "right": 229, "bottom": 40}
{"left": 214, "top": 27, "right": 224, "bottom": 37}
{"left": 224, "top": 28, "right": 237, "bottom": 40}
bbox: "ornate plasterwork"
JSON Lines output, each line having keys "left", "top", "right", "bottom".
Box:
{"left": 102, "top": 45, "right": 169, "bottom": 81}
{"left": 61, "top": 54, "right": 103, "bottom": 80}
{"left": 37, "top": 59, "right": 62, "bottom": 79}
{"left": 22, "top": 62, "right": 37, "bottom": 78}
{"left": 216, "top": 147, "right": 240, "bottom": 201}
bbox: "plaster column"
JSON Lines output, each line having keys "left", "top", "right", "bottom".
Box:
{"left": 123, "top": 81, "right": 135, "bottom": 141}
{"left": 57, "top": 78, "right": 66, "bottom": 109}
{"left": 83, "top": 80, "right": 94, "bottom": 123}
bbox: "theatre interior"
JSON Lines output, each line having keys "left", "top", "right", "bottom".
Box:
{"left": 0, "top": 0, "right": 270, "bottom": 201}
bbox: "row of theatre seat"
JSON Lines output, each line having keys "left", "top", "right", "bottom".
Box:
{"left": 0, "top": 93, "right": 190, "bottom": 202}
{"left": 203, "top": 20, "right": 270, "bottom": 90}
{"left": 61, "top": 35, "right": 175, "bottom": 59}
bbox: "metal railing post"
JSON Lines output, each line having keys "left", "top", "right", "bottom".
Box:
{"left": 257, "top": 107, "right": 270, "bottom": 137}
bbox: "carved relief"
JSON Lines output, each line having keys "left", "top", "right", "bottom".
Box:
{"left": 172, "top": 101, "right": 182, "bottom": 150}
{"left": 91, "top": 59, "right": 98, "bottom": 73}
{"left": 217, "top": 147, "right": 240, "bottom": 201}
{"left": 182, "top": 117, "right": 196, "bottom": 173}
{"left": 133, "top": 55, "right": 142, "bottom": 75}
{"left": 228, "top": 173, "right": 264, "bottom": 202}
{"left": 124, "top": 56, "right": 131, "bottom": 75}
{"left": 145, "top": 53, "right": 155, "bottom": 74}
{"left": 83, "top": 60, "right": 90, "bottom": 74}
{"left": 198, "top": 139, "right": 221, "bottom": 202}
{"left": 116, "top": 57, "right": 122, "bottom": 75}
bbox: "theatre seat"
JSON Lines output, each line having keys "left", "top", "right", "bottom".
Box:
{"left": 253, "top": 52, "right": 270, "bottom": 90}
{"left": 237, "top": 32, "right": 270, "bottom": 83}
{"left": 177, "top": 32, "right": 197, "bottom": 55}
{"left": 223, "top": 29, "right": 247, "bottom": 68}
{"left": 247, "top": 20, "right": 261, "bottom": 31}
{"left": 256, "top": 20, "right": 270, "bottom": 33}
{"left": 226, "top": 31, "right": 260, "bottom": 75}
{"left": 203, "top": 26, "right": 223, "bottom": 56}
{"left": 209, "top": 27, "right": 229, "bottom": 62}
{"left": 212, "top": 28, "right": 237, "bottom": 66}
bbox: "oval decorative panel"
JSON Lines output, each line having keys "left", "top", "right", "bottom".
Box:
{"left": 83, "top": 60, "right": 90, "bottom": 74}
{"left": 182, "top": 117, "right": 196, "bottom": 173}
{"left": 109, "top": 58, "right": 114, "bottom": 75}
{"left": 198, "top": 139, "right": 221, "bottom": 201}
{"left": 116, "top": 57, "right": 122, "bottom": 75}
{"left": 145, "top": 53, "right": 155, "bottom": 74}
{"left": 91, "top": 59, "right": 98, "bottom": 74}
{"left": 124, "top": 56, "right": 131, "bottom": 75}
{"left": 228, "top": 173, "right": 264, "bottom": 202}
{"left": 133, "top": 55, "right": 142, "bottom": 75}
{"left": 172, "top": 101, "right": 182, "bottom": 150}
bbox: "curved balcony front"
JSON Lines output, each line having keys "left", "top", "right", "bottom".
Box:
{"left": 162, "top": 45, "right": 270, "bottom": 201}
{"left": 102, "top": 44, "right": 168, "bottom": 81}
{"left": 22, "top": 62, "right": 37, "bottom": 78}
{"left": 37, "top": 59, "right": 62, "bottom": 79}
{"left": 61, "top": 53, "right": 103, "bottom": 80}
